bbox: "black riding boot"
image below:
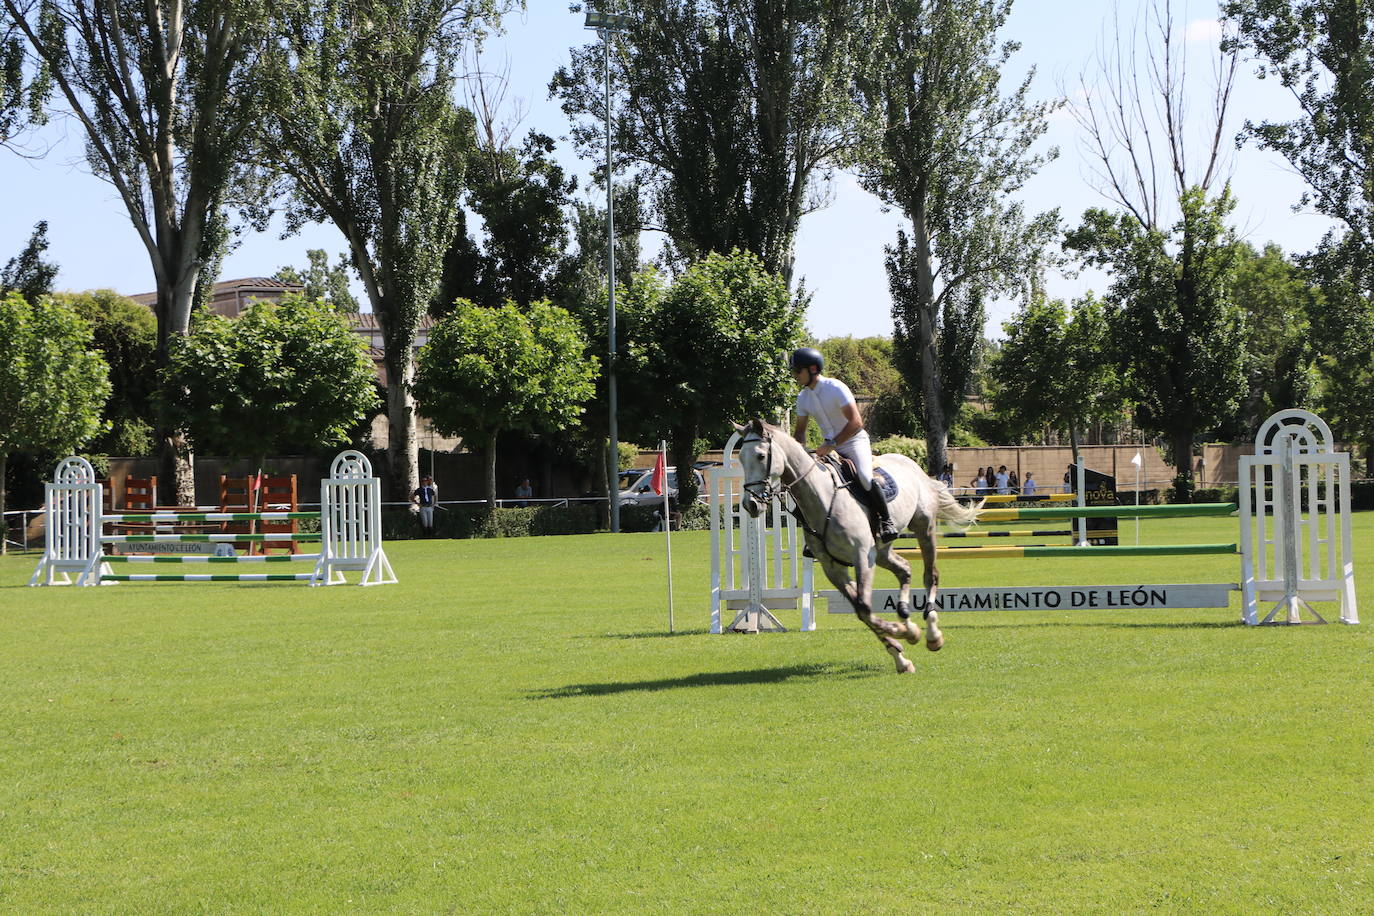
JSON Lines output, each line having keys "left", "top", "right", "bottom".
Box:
{"left": 866, "top": 482, "right": 900, "bottom": 543}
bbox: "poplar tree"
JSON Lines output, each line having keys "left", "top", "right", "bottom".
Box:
{"left": 848, "top": 0, "right": 1060, "bottom": 475}
{"left": 553, "top": 0, "right": 857, "bottom": 280}
{"left": 256, "top": 0, "right": 513, "bottom": 499}
{"left": 1, "top": 0, "right": 276, "bottom": 503}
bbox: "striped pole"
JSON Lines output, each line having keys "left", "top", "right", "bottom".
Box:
{"left": 104, "top": 554, "right": 322, "bottom": 563}
{"left": 100, "top": 573, "right": 317, "bottom": 582}
{"left": 102, "top": 512, "right": 318, "bottom": 523}
{"left": 101, "top": 533, "right": 323, "bottom": 543}
{"left": 897, "top": 542, "right": 1237, "bottom": 560}
{"left": 975, "top": 503, "right": 1236, "bottom": 522}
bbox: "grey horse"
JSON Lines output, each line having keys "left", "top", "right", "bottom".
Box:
{"left": 734, "top": 419, "right": 982, "bottom": 673}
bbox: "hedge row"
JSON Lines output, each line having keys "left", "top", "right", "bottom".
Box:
{"left": 381, "top": 501, "right": 713, "bottom": 540}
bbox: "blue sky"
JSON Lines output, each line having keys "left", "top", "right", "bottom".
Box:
{"left": 0, "top": 0, "right": 1337, "bottom": 339}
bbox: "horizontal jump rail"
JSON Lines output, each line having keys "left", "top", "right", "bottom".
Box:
{"left": 101, "top": 573, "right": 317, "bottom": 582}
{"left": 102, "top": 512, "right": 318, "bottom": 523}
{"left": 976, "top": 503, "right": 1236, "bottom": 522}
{"left": 976, "top": 493, "right": 1078, "bottom": 504}
{"left": 933, "top": 528, "right": 1114, "bottom": 539}
{"left": 896, "top": 542, "right": 1238, "bottom": 560}
{"left": 105, "top": 554, "right": 322, "bottom": 563}
{"left": 102, "top": 533, "right": 323, "bottom": 543}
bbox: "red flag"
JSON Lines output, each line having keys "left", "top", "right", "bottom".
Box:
{"left": 651, "top": 450, "right": 667, "bottom": 495}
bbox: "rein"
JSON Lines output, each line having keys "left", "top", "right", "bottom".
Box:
{"left": 740, "top": 432, "right": 837, "bottom": 556}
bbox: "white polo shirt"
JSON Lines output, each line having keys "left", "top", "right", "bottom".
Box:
{"left": 796, "top": 376, "right": 865, "bottom": 446}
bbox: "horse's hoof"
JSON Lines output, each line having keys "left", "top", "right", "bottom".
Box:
{"left": 897, "top": 658, "right": 916, "bottom": 674}
{"left": 926, "top": 634, "right": 944, "bottom": 652}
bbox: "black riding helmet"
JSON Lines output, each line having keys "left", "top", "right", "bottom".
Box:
{"left": 789, "top": 347, "right": 823, "bottom": 373}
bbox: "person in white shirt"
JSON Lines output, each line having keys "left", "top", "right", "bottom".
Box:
{"left": 995, "top": 465, "right": 1010, "bottom": 494}
{"left": 789, "top": 347, "right": 899, "bottom": 542}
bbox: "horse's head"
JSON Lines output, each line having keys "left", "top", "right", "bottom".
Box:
{"left": 733, "top": 418, "right": 782, "bottom": 519}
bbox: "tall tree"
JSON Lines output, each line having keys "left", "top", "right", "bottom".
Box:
{"left": 0, "top": 8, "right": 47, "bottom": 144}
{"left": 0, "top": 291, "right": 109, "bottom": 553}
{"left": 413, "top": 299, "right": 598, "bottom": 506}
{"left": 617, "top": 250, "right": 805, "bottom": 504}
{"left": 848, "top": 0, "right": 1060, "bottom": 476}
{"left": 1225, "top": 0, "right": 1374, "bottom": 256}
{"left": 553, "top": 0, "right": 856, "bottom": 280}
{"left": 1225, "top": 1, "right": 1374, "bottom": 465}
{"left": 1, "top": 0, "right": 276, "bottom": 503}
{"left": 52, "top": 289, "right": 158, "bottom": 457}
{"left": 161, "top": 296, "right": 378, "bottom": 469}
{"left": 257, "top": 0, "right": 511, "bottom": 500}
{"left": 1068, "top": 0, "right": 1246, "bottom": 497}
{"left": 989, "top": 293, "right": 1125, "bottom": 459}
{"left": 0, "top": 220, "right": 57, "bottom": 300}
{"left": 435, "top": 55, "right": 578, "bottom": 312}
{"left": 1228, "top": 242, "right": 1319, "bottom": 434}
{"left": 274, "top": 249, "right": 361, "bottom": 313}
{"left": 1066, "top": 190, "right": 1247, "bottom": 491}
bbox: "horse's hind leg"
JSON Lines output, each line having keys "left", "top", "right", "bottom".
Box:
{"left": 874, "top": 543, "right": 921, "bottom": 646}
{"left": 912, "top": 521, "right": 944, "bottom": 651}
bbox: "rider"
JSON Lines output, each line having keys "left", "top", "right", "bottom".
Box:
{"left": 789, "top": 347, "right": 900, "bottom": 543}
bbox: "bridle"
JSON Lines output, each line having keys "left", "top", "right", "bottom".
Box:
{"left": 740, "top": 429, "right": 839, "bottom": 556}
{"left": 739, "top": 432, "right": 824, "bottom": 503}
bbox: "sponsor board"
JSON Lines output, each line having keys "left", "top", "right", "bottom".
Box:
{"left": 823, "top": 583, "right": 1236, "bottom": 614}
{"left": 109, "top": 541, "right": 218, "bottom": 555}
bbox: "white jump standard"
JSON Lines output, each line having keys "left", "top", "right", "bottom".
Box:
{"left": 30, "top": 450, "right": 396, "bottom": 587}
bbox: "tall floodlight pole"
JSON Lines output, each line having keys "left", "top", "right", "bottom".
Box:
{"left": 585, "top": 9, "right": 633, "bottom": 532}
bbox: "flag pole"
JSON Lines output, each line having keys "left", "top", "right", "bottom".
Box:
{"left": 659, "top": 440, "right": 675, "bottom": 633}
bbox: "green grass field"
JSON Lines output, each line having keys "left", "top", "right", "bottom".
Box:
{"left": 2, "top": 514, "right": 1372, "bottom": 913}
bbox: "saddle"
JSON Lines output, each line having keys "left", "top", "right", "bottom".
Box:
{"left": 823, "top": 454, "right": 900, "bottom": 503}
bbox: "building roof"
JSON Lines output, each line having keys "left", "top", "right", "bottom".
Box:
{"left": 128, "top": 276, "right": 302, "bottom": 306}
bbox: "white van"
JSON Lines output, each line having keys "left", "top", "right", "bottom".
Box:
{"left": 618, "top": 467, "right": 705, "bottom": 506}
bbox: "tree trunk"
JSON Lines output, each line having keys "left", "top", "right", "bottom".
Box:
{"left": 484, "top": 435, "right": 498, "bottom": 509}
{"left": 911, "top": 207, "right": 948, "bottom": 476}
{"left": 159, "top": 432, "right": 196, "bottom": 507}
{"left": 670, "top": 425, "right": 700, "bottom": 507}
{"left": 154, "top": 276, "right": 201, "bottom": 506}
{"left": 384, "top": 354, "right": 419, "bottom": 503}
{"left": 1172, "top": 428, "right": 1194, "bottom": 502}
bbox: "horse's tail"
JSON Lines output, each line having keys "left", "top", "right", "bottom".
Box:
{"left": 935, "top": 482, "right": 983, "bottom": 531}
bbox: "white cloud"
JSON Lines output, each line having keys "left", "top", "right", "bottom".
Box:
{"left": 1184, "top": 18, "right": 1223, "bottom": 43}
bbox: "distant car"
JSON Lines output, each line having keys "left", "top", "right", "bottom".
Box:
{"left": 618, "top": 466, "right": 706, "bottom": 506}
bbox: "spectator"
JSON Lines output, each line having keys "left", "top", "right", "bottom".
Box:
{"left": 1023, "top": 472, "right": 1037, "bottom": 496}
{"left": 937, "top": 463, "right": 954, "bottom": 488}
{"left": 411, "top": 475, "right": 438, "bottom": 537}
{"left": 971, "top": 470, "right": 987, "bottom": 495}
{"left": 515, "top": 478, "right": 534, "bottom": 507}
{"left": 995, "top": 465, "right": 1010, "bottom": 494}
{"left": 1008, "top": 470, "right": 1020, "bottom": 494}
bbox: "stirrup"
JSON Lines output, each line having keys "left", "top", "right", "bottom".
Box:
{"left": 877, "top": 521, "right": 900, "bottom": 543}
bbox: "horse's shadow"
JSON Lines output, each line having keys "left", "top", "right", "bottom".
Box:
{"left": 526, "top": 662, "right": 877, "bottom": 699}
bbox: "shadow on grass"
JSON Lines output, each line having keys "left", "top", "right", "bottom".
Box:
{"left": 582, "top": 627, "right": 715, "bottom": 640}
{"left": 959, "top": 619, "right": 1241, "bottom": 630}
{"left": 527, "top": 662, "right": 878, "bottom": 699}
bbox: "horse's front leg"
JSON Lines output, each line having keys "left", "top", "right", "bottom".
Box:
{"left": 874, "top": 542, "right": 921, "bottom": 646}
{"left": 843, "top": 547, "right": 915, "bottom": 674}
